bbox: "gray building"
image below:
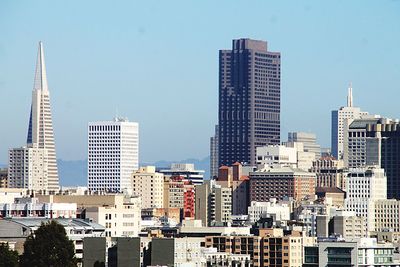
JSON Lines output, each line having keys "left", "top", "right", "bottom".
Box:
{"left": 151, "top": 237, "right": 204, "bottom": 266}
{"left": 218, "top": 38, "right": 281, "bottom": 166}
{"left": 344, "top": 117, "right": 381, "bottom": 168}
{"left": 304, "top": 237, "right": 395, "bottom": 267}
{"left": 210, "top": 125, "right": 219, "bottom": 179}
{"left": 288, "top": 132, "right": 321, "bottom": 159}
{"left": 316, "top": 213, "right": 365, "bottom": 239}
{"left": 108, "top": 237, "right": 145, "bottom": 267}
{"left": 195, "top": 180, "right": 232, "bottom": 226}
{"left": 83, "top": 237, "right": 106, "bottom": 267}
{"left": 83, "top": 237, "right": 151, "bottom": 267}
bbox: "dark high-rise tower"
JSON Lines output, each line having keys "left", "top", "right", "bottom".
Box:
{"left": 218, "top": 38, "right": 281, "bottom": 166}
{"left": 366, "top": 120, "right": 400, "bottom": 199}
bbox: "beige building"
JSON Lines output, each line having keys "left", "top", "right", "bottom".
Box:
{"left": 216, "top": 162, "right": 252, "bottom": 215}
{"left": 37, "top": 194, "right": 141, "bottom": 237}
{"left": 311, "top": 156, "right": 346, "bottom": 190}
{"left": 375, "top": 199, "right": 400, "bottom": 232}
{"left": 0, "top": 188, "right": 27, "bottom": 203}
{"left": 315, "top": 187, "right": 346, "bottom": 207}
{"left": 332, "top": 213, "right": 366, "bottom": 238}
{"left": 163, "top": 176, "right": 195, "bottom": 219}
{"left": 206, "top": 229, "right": 315, "bottom": 267}
{"left": 131, "top": 166, "right": 164, "bottom": 209}
{"left": 195, "top": 181, "right": 232, "bottom": 226}
{"left": 205, "top": 235, "right": 262, "bottom": 266}
{"left": 0, "top": 168, "right": 8, "bottom": 188}
{"left": 260, "top": 229, "right": 315, "bottom": 267}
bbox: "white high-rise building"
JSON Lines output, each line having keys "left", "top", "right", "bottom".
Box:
{"left": 331, "top": 84, "right": 368, "bottom": 160}
{"left": 345, "top": 166, "right": 387, "bottom": 234}
{"left": 9, "top": 42, "right": 59, "bottom": 191}
{"left": 87, "top": 118, "right": 139, "bottom": 192}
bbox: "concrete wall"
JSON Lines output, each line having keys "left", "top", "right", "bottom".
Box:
{"left": 151, "top": 238, "right": 175, "bottom": 266}
{"left": 83, "top": 237, "right": 106, "bottom": 267}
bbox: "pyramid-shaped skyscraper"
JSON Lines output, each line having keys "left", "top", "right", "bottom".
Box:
{"left": 26, "top": 42, "right": 59, "bottom": 190}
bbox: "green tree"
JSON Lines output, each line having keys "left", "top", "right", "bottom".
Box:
{"left": 0, "top": 242, "right": 19, "bottom": 267}
{"left": 20, "top": 220, "right": 77, "bottom": 267}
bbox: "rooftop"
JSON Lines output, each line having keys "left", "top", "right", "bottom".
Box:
{"left": 6, "top": 218, "right": 105, "bottom": 230}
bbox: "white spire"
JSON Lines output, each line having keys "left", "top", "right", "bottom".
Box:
{"left": 347, "top": 82, "right": 353, "bottom": 107}
{"left": 33, "top": 41, "right": 48, "bottom": 91}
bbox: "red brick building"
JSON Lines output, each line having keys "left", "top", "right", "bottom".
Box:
{"left": 164, "top": 176, "right": 195, "bottom": 219}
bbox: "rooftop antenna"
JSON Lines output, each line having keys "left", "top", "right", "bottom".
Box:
{"left": 347, "top": 82, "right": 353, "bottom": 107}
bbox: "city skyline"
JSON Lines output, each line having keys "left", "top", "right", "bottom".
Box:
{"left": 1, "top": 1, "right": 400, "bottom": 164}
{"left": 2, "top": 2, "right": 400, "bottom": 265}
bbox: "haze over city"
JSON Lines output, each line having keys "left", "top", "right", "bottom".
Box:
{"left": 1, "top": 0, "right": 399, "bottom": 165}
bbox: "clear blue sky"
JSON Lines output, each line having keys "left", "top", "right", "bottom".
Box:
{"left": 1, "top": 0, "right": 399, "bottom": 163}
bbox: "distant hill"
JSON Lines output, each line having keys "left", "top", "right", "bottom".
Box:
{"left": 56, "top": 156, "right": 210, "bottom": 187}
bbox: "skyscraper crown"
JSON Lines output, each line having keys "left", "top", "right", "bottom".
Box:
{"left": 33, "top": 41, "right": 48, "bottom": 91}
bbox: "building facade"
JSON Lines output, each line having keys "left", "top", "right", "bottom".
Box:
{"left": 331, "top": 85, "right": 368, "bottom": 160}
{"left": 366, "top": 120, "right": 400, "bottom": 199}
{"left": 151, "top": 237, "right": 205, "bottom": 266}
{"left": 311, "top": 156, "right": 346, "bottom": 190}
{"left": 0, "top": 198, "right": 77, "bottom": 219}
{"left": 26, "top": 42, "right": 59, "bottom": 190}
{"left": 345, "top": 166, "right": 387, "bottom": 234}
{"left": 248, "top": 199, "right": 290, "bottom": 223}
{"left": 205, "top": 229, "right": 315, "bottom": 267}
{"left": 0, "top": 168, "right": 8, "bottom": 188}
{"left": 85, "top": 196, "right": 141, "bottom": 237}
{"left": 195, "top": 181, "right": 232, "bottom": 226}
{"left": 88, "top": 118, "right": 139, "bottom": 192}
{"left": 159, "top": 163, "right": 204, "bottom": 185}
{"left": 131, "top": 166, "right": 164, "bottom": 209}
{"left": 343, "top": 117, "right": 381, "bottom": 168}
{"left": 210, "top": 125, "right": 219, "bottom": 179}
{"left": 37, "top": 194, "right": 141, "bottom": 238}
{"left": 374, "top": 199, "right": 400, "bottom": 232}
{"left": 219, "top": 38, "right": 281, "bottom": 166}
{"left": 304, "top": 238, "right": 395, "bottom": 267}
{"left": 256, "top": 145, "right": 297, "bottom": 168}
{"left": 163, "top": 175, "right": 195, "bottom": 219}
{"left": 287, "top": 132, "right": 321, "bottom": 159}
{"left": 8, "top": 146, "right": 48, "bottom": 190}
{"left": 249, "top": 167, "right": 316, "bottom": 202}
